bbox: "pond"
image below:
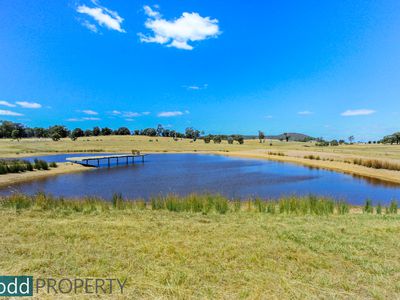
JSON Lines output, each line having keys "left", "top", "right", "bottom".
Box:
{"left": 1, "top": 153, "right": 400, "bottom": 205}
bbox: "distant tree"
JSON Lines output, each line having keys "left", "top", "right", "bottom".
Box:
{"left": 203, "top": 136, "right": 211, "bottom": 143}
{"left": 93, "top": 126, "right": 101, "bottom": 136}
{"left": 142, "top": 128, "right": 157, "bottom": 136}
{"left": 101, "top": 127, "right": 113, "bottom": 136}
{"left": 185, "top": 127, "right": 200, "bottom": 141}
{"left": 237, "top": 136, "right": 244, "bottom": 144}
{"left": 48, "top": 125, "right": 69, "bottom": 138}
{"left": 394, "top": 132, "right": 400, "bottom": 144}
{"left": 70, "top": 128, "right": 84, "bottom": 140}
{"left": 116, "top": 127, "right": 131, "bottom": 135}
{"left": 33, "top": 127, "right": 47, "bottom": 138}
{"left": 227, "top": 136, "right": 234, "bottom": 144}
{"left": 258, "top": 131, "right": 265, "bottom": 143}
{"left": 339, "top": 139, "right": 345, "bottom": 145}
{"left": 133, "top": 129, "right": 141, "bottom": 136}
{"left": 84, "top": 129, "right": 92, "bottom": 137}
{"left": 213, "top": 135, "right": 222, "bottom": 144}
{"left": 11, "top": 129, "right": 23, "bottom": 140}
{"left": 24, "top": 128, "right": 34, "bottom": 138}
{"left": 284, "top": 133, "right": 290, "bottom": 142}
{"left": 51, "top": 132, "right": 61, "bottom": 141}
{"left": 330, "top": 140, "right": 339, "bottom": 146}
{"left": 0, "top": 121, "right": 25, "bottom": 138}
{"left": 156, "top": 124, "right": 164, "bottom": 137}
{"left": 348, "top": 135, "right": 355, "bottom": 144}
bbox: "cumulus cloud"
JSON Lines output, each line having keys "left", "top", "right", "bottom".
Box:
{"left": 77, "top": 1, "right": 125, "bottom": 33}
{"left": 82, "top": 110, "right": 98, "bottom": 115}
{"left": 341, "top": 109, "right": 376, "bottom": 116}
{"left": 0, "top": 110, "right": 23, "bottom": 116}
{"left": 0, "top": 100, "right": 16, "bottom": 107}
{"left": 157, "top": 111, "right": 189, "bottom": 117}
{"left": 298, "top": 110, "right": 313, "bottom": 115}
{"left": 16, "top": 101, "right": 42, "bottom": 109}
{"left": 81, "top": 20, "right": 98, "bottom": 33}
{"left": 139, "top": 5, "right": 221, "bottom": 50}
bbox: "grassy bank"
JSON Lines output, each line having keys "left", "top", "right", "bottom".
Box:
{"left": 1, "top": 194, "right": 400, "bottom": 298}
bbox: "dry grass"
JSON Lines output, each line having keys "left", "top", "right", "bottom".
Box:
{"left": 1, "top": 204, "right": 400, "bottom": 299}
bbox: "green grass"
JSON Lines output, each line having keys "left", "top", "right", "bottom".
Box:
{"left": 1, "top": 195, "right": 400, "bottom": 298}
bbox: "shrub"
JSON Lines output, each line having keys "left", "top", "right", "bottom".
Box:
{"left": 364, "top": 199, "right": 373, "bottom": 214}
{"left": 388, "top": 200, "right": 398, "bottom": 214}
{"left": 49, "top": 162, "right": 57, "bottom": 168}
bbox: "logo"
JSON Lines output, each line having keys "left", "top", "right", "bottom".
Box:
{"left": 0, "top": 276, "right": 33, "bottom": 297}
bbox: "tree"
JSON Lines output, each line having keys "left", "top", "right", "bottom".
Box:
{"left": 33, "top": 127, "right": 47, "bottom": 138}
{"left": 156, "top": 124, "right": 164, "bottom": 137}
{"left": 48, "top": 125, "right": 69, "bottom": 138}
{"left": 70, "top": 128, "right": 84, "bottom": 140}
{"left": 330, "top": 140, "right": 339, "bottom": 146}
{"left": 203, "top": 136, "right": 211, "bottom": 143}
{"left": 101, "top": 127, "right": 113, "bottom": 136}
{"left": 51, "top": 132, "right": 61, "bottom": 141}
{"left": 213, "top": 135, "right": 222, "bottom": 144}
{"left": 185, "top": 127, "right": 200, "bottom": 141}
{"left": 348, "top": 136, "right": 355, "bottom": 144}
{"left": 11, "top": 129, "right": 23, "bottom": 140}
{"left": 258, "top": 131, "right": 265, "bottom": 143}
{"left": 237, "top": 136, "right": 244, "bottom": 144}
{"left": 227, "top": 136, "right": 234, "bottom": 144}
{"left": 284, "top": 133, "right": 290, "bottom": 142}
{"left": 116, "top": 127, "right": 131, "bottom": 135}
{"left": 93, "top": 126, "right": 101, "bottom": 136}
{"left": 133, "top": 129, "right": 141, "bottom": 136}
{"left": 142, "top": 128, "right": 157, "bottom": 136}
{"left": 84, "top": 129, "right": 92, "bottom": 137}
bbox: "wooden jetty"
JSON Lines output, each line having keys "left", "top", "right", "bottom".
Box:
{"left": 66, "top": 154, "right": 148, "bottom": 167}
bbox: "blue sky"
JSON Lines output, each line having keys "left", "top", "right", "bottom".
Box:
{"left": 0, "top": 0, "right": 399, "bottom": 140}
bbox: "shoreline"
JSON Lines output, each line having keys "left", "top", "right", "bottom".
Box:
{"left": 0, "top": 150, "right": 399, "bottom": 188}
{"left": 0, "top": 162, "right": 91, "bottom": 189}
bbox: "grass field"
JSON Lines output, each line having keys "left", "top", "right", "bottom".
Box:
{"left": 1, "top": 135, "right": 399, "bottom": 184}
{"left": 1, "top": 195, "right": 400, "bottom": 299}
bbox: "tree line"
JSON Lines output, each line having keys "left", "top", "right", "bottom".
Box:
{"left": 0, "top": 120, "right": 242, "bottom": 143}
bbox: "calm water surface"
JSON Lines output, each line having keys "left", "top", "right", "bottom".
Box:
{"left": 2, "top": 153, "right": 400, "bottom": 205}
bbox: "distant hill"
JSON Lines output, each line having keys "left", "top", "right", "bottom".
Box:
{"left": 266, "top": 133, "right": 315, "bottom": 142}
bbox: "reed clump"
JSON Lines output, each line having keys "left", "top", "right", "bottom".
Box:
{"left": 0, "top": 159, "right": 34, "bottom": 174}
{"left": 304, "top": 155, "right": 321, "bottom": 160}
{"left": 268, "top": 151, "right": 285, "bottom": 156}
{"left": 352, "top": 158, "right": 400, "bottom": 171}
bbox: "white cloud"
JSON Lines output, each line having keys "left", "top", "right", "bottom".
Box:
{"left": 0, "top": 110, "right": 23, "bottom": 116}
{"left": 77, "top": 1, "right": 125, "bottom": 33}
{"left": 341, "top": 109, "right": 376, "bottom": 116}
{"left": 265, "top": 115, "right": 273, "bottom": 119}
{"left": 139, "top": 5, "right": 221, "bottom": 50}
{"left": 66, "top": 118, "right": 80, "bottom": 122}
{"left": 298, "top": 110, "right": 313, "bottom": 115}
{"left": 82, "top": 110, "right": 98, "bottom": 115}
{"left": 111, "top": 110, "right": 121, "bottom": 115}
{"left": 157, "top": 110, "right": 189, "bottom": 117}
{"left": 16, "top": 101, "right": 42, "bottom": 109}
{"left": 0, "top": 101, "right": 16, "bottom": 107}
{"left": 125, "top": 118, "right": 135, "bottom": 122}
{"left": 185, "top": 84, "right": 208, "bottom": 90}
{"left": 142, "top": 111, "right": 151, "bottom": 115}
{"left": 123, "top": 112, "right": 141, "bottom": 118}
{"left": 81, "top": 20, "right": 98, "bottom": 33}
{"left": 83, "top": 117, "right": 101, "bottom": 121}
